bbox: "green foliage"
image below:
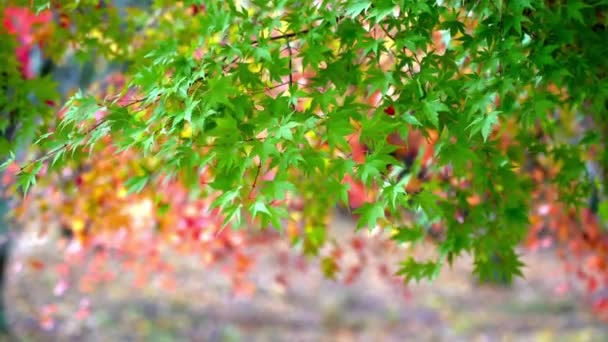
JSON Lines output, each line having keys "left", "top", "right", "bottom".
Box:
{"left": 5, "top": 0, "right": 608, "bottom": 284}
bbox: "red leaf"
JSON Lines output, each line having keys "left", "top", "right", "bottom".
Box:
{"left": 351, "top": 237, "right": 364, "bottom": 252}
{"left": 554, "top": 282, "right": 570, "bottom": 296}
{"left": 587, "top": 277, "right": 598, "bottom": 293}
{"left": 593, "top": 298, "right": 608, "bottom": 312}
{"left": 29, "top": 258, "right": 45, "bottom": 270}
{"left": 384, "top": 106, "right": 395, "bottom": 116}
{"left": 274, "top": 273, "right": 288, "bottom": 288}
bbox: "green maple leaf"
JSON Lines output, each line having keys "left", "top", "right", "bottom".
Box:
{"left": 391, "top": 225, "right": 425, "bottom": 244}
{"left": 397, "top": 257, "right": 443, "bottom": 283}
{"left": 468, "top": 111, "right": 501, "bottom": 142}
{"left": 355, "top": 202, "right": 385, "bottom": 231}
{"left": 422, "top": 99, "right": 448, "bottom": 127}
{"left": 344, "top": 0, "right": 372, "bottom": 18}
{"left": 125, "top": 175, "right": 149, "bottom": 194}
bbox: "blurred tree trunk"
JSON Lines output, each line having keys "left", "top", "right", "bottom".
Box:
{"left": 0, "top": 192, "right": 12, "bottom": 334}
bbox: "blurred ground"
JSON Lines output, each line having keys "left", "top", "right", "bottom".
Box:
{"left": 4, "top": 213, "right": 608, "bottom": 341}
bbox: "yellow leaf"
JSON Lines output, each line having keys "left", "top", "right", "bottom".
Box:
{"left": 208, "top": 33, "right": 221, "bottom": 45}
{"left": 162, "top": 12, "right": 174, "bottom": 23}
{"left": 88, "top": 29, "right": 102, "bottom": 40}
{"left": 83, "top": 173, "right": 94, "bottom": 183}
{"left": 228, "top": 26, "right": 239, "bottom": 40}
{"left": 117, "top": 187, "right": 127, "bottom": 199}
{"left": 72, "top": 218, "right": 85, "bottom": 233}
{"left": 260, "top": 27, "right": 271, "bottom": 38}
{"left": 145, "top": 157, "right": 159, "bottom": 170}
{"left": 178, "top": 45, "right": 189, "bottom": 54}
{"left": 244, "top": 145, "right": 253, "bottom": 155}
{"left": 383, "top": 37, "right": 395, "bottom": 50}
{"left": 297, "top": 97, "right": 312, "bottom": 111}
{"left": 328, "top": 38, "right": 341, "bottom": 53}
{"left": 279, "top": 20, "right": 290, "bottom": 32}
{"left": 93, "top": 187, "right": 104, "bottom": 199}
{"left": 134, "top": 110, "right": 147, "bottom": 121}
{"left": 181, "top": 124, "right": 193, "bottom": 138}
{"left": 109, "top": 42, "right": 119, "bottom": 54}
{"left": 248, "top": 63, "right": 263, "bottom": 73}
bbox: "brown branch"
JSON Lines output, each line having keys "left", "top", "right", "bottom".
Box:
{"left": 217, "top": 28, "right": 312, "bottom": 76}
{"left": 248, "top": 160, "right": 262, "bottom": 199}
{"left": 249, "top": 81, "right": 290, "bottom": 95}
{"left": 379, "top": 24, "right": 397, "bottom": 42}
{"left": 222, "top": 56, "right": 241, "bottom": 73}
{"left": 250, "top": 28, "right": 310, "bottom": 46}
{"left": 115, "top": 96, "right": 149, "bottom": 107}
{"left": 285, "top": 33, "right": 294, "bottom": 89}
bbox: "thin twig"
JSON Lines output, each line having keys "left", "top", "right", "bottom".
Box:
{"left": 116, "top": 96, "right": 149, "bottom": 107}
{"left": 219, "top": 28, "right": 311, "bottom": 75}
{"left": 19, "top": 119, "right": 108, "bottom": 172}
{"left": 19, "top": 93, "right": 158, "bottom": 172}
{"left": 380, "top": 24, "right": 397, "bottom": 42}
{"left": 196, "top": 135, "right": 270, "bottom": 149}
{"left": 248, "top": 160, "right": 262, "bottom": 199}
{"left": 222, "top": 56, "right": 241, "bottom": 73}
{"left": 285, "top": 34, "right": 294, "bottom": 89}
{"left": 248, "top": 79, "right": 315, "bottom": 95}
{"left": 249, "top": 28, "right": 310, "bottom": 46}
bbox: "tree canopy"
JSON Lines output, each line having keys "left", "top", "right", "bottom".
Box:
{"left": 2, "top": 0, "right": 607, "bottom": 289}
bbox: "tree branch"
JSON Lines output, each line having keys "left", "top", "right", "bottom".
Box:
{"left": 248, "top": 160, "right": 262, "bottom": 199}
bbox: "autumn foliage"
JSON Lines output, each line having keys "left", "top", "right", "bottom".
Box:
{"left": 2, "top": 0, "right": 608, "bottom": 325}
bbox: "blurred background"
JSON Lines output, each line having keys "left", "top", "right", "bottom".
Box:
{"left": 1, "top": 2, "right": 608, "bottom": 341}
{"left": 5, "top": 212, "right": 608, "bottom": 341}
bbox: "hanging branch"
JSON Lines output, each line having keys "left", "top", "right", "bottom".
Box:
{"left": 17, "top": 96, "right": 156, "bottom": 172}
